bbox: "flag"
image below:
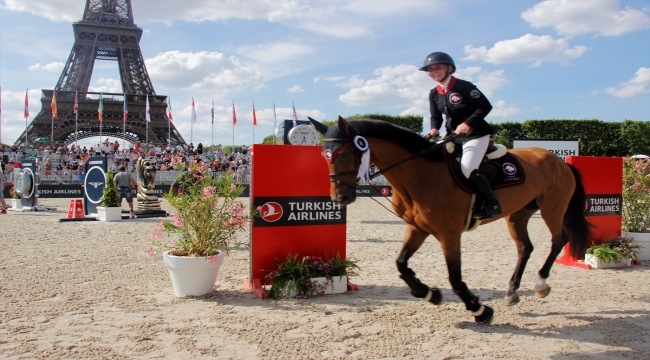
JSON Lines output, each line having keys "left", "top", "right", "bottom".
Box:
{"left": 211, "top": 98, "right": 214, "bottom": 124}
{"left": 167, "top": 96, "right": 173, "bottom": 120}
{"left": 191, "top": 97, "right": 196, "bottom": 123}
{"left": 292, "top": 102, "right": 298, "bottom": 120}
{"left": 145, "top": 95, "right": 151, "bottom": 122}
{"left": 232, "top": 100, "right": 237, "bottom": 125}
{"left": 98, "top": 93, "right": 103, "bottom": 121}
{"left": 74, "top": 91, "right": 79, "bottom": 114}
{"left": 273, "top": 101, "right": 277, "bottom": 131}
{"left": 51, "top": 91, "right": 58, "bottom": 118}
{"left": 24, "top": 88, "right": 29, "bottom": 118}
{"left": 252, "top": 101, "right": 257, "bottom": 126}
{"left": 123, "top": 94, "right": 128, "bottom": 121}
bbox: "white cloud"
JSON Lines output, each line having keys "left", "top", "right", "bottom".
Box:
{"left": 287, "top": 85, "right": 304, "bottom": 93}
{"left": 463, "top": 34, "right": 588, "bottom": 65}
{"left": 3, "top": 0, "right": 432, "bottom": 38}
{"left": 522, "top": 0, "right": 650, "bottom": 37}
{"left": 3, "top": 0, "right": 79, "bottom": 22}
{"left": 579, "top": 90, "right": 601, "bottom": 98}
{"left": 88, "top": 78, "right": 122, "bottom": 93}
{"left": 532, "top": 106, "right": 541, "bottom": 111}
{"left": 253, "top": 84, "right": 267, "bottom": 92}
{"left": 605, "top": 67, "right": 650, "bottom": 98}
{"left": 0, "top": 89, "right": 45, "bottom": 143}
{"left": 28, "top": 62, "right": 64, "bottom": 72}
{"left": 337, "top": 64, "right": 511, "bottom": 111}
{"left": 236, "top": 42, "right": 314, "bottom": 64}
{"left": 490, "top": 100, "right": 521, "bottom": 119}
{"left": 145, "top": 51, "right": 262, "bottom": 92}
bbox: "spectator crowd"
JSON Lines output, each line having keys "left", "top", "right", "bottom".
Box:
{"left": 0, "top": 140, "right": 252, "bottom": 185}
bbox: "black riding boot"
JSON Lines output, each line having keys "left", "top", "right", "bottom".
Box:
{"left": 469, "top": 169, "right": 502, "bottom": 220}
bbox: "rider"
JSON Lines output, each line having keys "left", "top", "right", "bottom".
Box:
{"left": 420, "top": 52, "right": 502, "bottom": 220}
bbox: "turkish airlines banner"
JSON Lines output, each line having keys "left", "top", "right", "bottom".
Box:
{"left": 253, "top": 196, "right": 346, "bottom": 227}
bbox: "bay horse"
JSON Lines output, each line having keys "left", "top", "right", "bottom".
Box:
{"left": 309, "top": 116, "right": 590, "bottom": 324}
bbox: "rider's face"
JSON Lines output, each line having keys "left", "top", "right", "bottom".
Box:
{"left": 426, "top": 64, "right": 451, "bottom": 82}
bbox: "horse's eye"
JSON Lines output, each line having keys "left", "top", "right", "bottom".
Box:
{"left": 341, "top": 152, "right": 349, "bottom": 158}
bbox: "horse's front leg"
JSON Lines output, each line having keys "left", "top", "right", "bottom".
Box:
{"left": 396, "top": 224, "right": 442, "bottom": 305}
{"left": 440, "top": 233, "right": 494, "bottom": 324}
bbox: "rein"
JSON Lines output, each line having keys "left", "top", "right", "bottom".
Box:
{"left": 368, "top": 133, "right": 459, "bottom": 179}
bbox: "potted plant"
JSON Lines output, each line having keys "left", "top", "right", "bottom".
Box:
{"left": 584, "top": 236, "right": 641, "bottom": 269}
{"left": 266, "top": 253, "right": 359, "bottom": 299}
{"left": 148, "top": 171, "right": 252, "bottom": 297}
{"left": 97, "top": 168, "right": 122, "bottom": 222}
{"left": 621, "top": 156, "right": 650, "bottom": 260}
{"left": 10, "top": 186, "right": 22, "bottom": 210}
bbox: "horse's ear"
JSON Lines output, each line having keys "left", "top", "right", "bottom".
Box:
{"left": 338, "top": 115, "right": 350, "bottom": 136}
{"left": 308, "top": 117, "right": 328, "bottom": 135}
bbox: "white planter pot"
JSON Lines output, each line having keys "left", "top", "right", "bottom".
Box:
{"left": 622, "top": 231, "right": 650, "bottom": 261}
{"left": 163, "top": 251, "right": 225, "bottom": 297}
{"left": 96, "top": 206, "right": 122, "bottom": 222}
{"left": 10, "top": 199, "right": 22, "bottom": 210}
{"left": 584, "top": 254, "right": 632, "bottom": 269}
{"left": 284, "top": 275, "right": 348, "bottom": 298}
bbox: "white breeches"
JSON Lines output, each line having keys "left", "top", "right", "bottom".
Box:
{"left": 461, "top": 135, "right": 490, "bottom": 178}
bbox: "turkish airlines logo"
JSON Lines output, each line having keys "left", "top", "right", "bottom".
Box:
{"left": 503, "top": 162, "right": 517, "bottom": 175}
{"left": 259, "top": 202, "right": 283, "bottom": 222}
{"left": 381, "top": 188, "right": 390, "bottom": 196}
{"left": 449, "top": 93, "right": 462, "bottom": 104}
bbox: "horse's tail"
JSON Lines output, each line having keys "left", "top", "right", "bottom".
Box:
{"left": 563, "top": 164, "right": 591, "bottom": 258}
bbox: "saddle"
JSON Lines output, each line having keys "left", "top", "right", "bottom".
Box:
{"left": 445, "top": 140, "right": 525, "bottom": 194}
{"left": 444, "top": 141, "right": 525, "bottom": 231}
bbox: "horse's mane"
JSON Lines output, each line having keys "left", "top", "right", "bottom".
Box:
{"left": 346, "top": 119, "right": 444, "bottom": 162}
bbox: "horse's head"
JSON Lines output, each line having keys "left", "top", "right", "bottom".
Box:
{"left": 310, "top": 116, "right": 369, "bottom": 205}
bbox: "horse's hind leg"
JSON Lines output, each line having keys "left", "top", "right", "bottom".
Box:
{"left": 396, "top": 225, "right": 442, "bottom": 305}
{"left": 536, "top": 199, "right": 571, "bottom": 298}
{"left": 504, "top": 204, "right": 537, "bottom": 305}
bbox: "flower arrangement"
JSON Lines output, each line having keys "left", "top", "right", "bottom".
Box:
{"left": 11, "top": 186, "right": 21, "bottom": 199}
{"left": 99, "top": 168, "right": 120, "bottom": 207}
{"left": 622, "top": 157, "right": 650, "bottom": 233}
{"left": 585, "top": 236, "right": 641, "bottom": 265}
{"left": 266, "top": 253, "right": 359, "bottom": 299}
{"left": 148, "top": 171, "right": 252, "bottom": 259}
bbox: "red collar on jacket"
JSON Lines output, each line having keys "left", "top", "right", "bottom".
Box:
{"left": 436, "top": 76, "right": 457, "bottom": 95}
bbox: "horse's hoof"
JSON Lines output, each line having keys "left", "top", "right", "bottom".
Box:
{"left": 504, "top": 294, "right": 520, "bottom": 306}
{"left": 535, "top": 286, "right": 551, "bottom": 298}
{"left": 422, "top": 287, "right": 442, "bottom": 305}
{"left": 474, "top": 305, "right": 494, "bottom": 324}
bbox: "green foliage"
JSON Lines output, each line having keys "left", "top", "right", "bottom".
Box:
{"left": 586, "top": 236, "right": 641, "bottom": 263}
{"left": 491, "top": 122, "right": 525, "bottom": 149}
{"left": 151, "top": 172, "right": 252, "bottom": 257}
{"left": 345, "top": 113, "right": 424, "bottom": 133}
{"left": 620, "top": 120, "right": 650, "bottom": 156}
{"left": 12, "top": 186, "right": 21, "bottom": 199}
{"left": 622, "top": 157, "right": 650, "bottom": 232}
{"left": 100, "top": 168, "right": 120, "bottom": 207}
{"left": 262, "top": 135, "right": 275, "bottom": 144}
{"left": 266, "top": 253, "right": 359, "bottom": 299}
{"left": 487, "top": 119, "right": 648, "bottom": 157}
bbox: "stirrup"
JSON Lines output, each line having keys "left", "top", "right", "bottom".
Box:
{"left": 475, "top": 202, "right": 502, "bottom": 220}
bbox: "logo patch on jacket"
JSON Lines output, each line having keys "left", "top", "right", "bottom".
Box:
{"left": 470, "top": 89, "right": 481, "bottom": 99}
{"left": 449, "top": 93, "right": 462, "bottom": 104}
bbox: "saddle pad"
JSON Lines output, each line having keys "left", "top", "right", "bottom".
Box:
{"left": 447, "top": 152, "right": 526, "bottom": 194}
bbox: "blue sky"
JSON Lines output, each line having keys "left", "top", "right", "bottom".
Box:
{"left": 1, "top": 0, "right": 649, "bottom": 147}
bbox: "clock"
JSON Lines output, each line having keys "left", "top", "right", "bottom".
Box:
{"left": 288, "top": 124, "right": 320, "bottom": 146}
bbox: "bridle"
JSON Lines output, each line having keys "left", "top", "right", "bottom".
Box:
{"left": 324, "top": 134, "right": 460, "bottom": 190}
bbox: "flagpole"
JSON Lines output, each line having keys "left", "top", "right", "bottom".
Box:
{"left": 252, "top": 101, "right": 255, "bottom": 145}
{"left": 273, "top": 101, "right": 277, "bottom": 144}
{"left": 232, "top": 100, "right": 234, "bottom": 153}
{"left": 75, "top": 91, "right": 78, "bottom": 148}
{"left": 25, "top": 88, "right": 29, "bottom": 148}
{"left": 211, "top": 98, "right": 214, "bottom": 150}
{"left": 123, "top": 93, "right": 126, "bottom": 152}
{"left": 167, "top": 96, "right": 171, "bottom": 145}
{"left": 99, "top": 93, "right": 103, "bottom": 146}
{"left": 145, "top": 95, "right": 149, "bottom": 149}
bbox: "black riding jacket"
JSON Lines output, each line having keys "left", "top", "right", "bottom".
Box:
{"left": 429, "top": 77, "right": 494, "bottom": 143}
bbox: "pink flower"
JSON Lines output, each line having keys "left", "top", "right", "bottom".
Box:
{"left": 202, "top": 186, "right": 215, "bottom": 199}
{"left": 171, "top": 241, "right": 178, "bottom": 248}
{"left": 206, "top": 255, "right": 218, "bottom": 264}
{"left": 172, "top": 214, "right": 183, "bottom": 228}
{"left": 146, "top": 248, "right": 155, "bottom": 258}
{"left": 151, "top": 229, "right": 163, "bottom": 239}
{"left": 230, "top": 184, "right": 236, "bottom": 190}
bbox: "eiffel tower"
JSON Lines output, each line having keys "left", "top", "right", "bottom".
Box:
{"left": 15, "top": 0, "right": 186, "bottom": 148}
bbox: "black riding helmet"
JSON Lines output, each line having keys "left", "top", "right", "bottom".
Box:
{"left": 419, "top": 52, "right": 456, "bottom": 74}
